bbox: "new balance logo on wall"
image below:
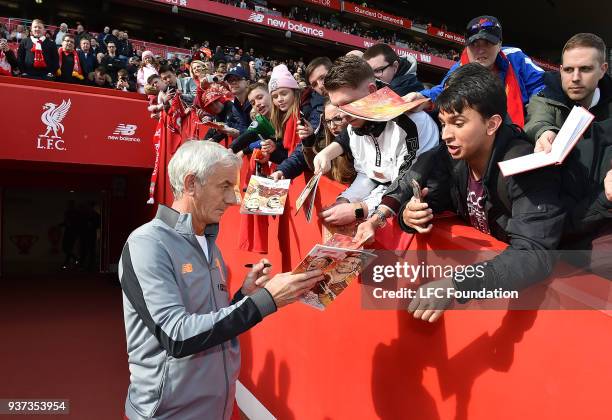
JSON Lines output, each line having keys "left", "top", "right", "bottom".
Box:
{"left": 108, "top": 124, "right": 141, "bottom": 142}
{"left": 113, "top": 124, "right": 138, "bottom": 136}
{"left": 248, "top": 13, "right": 265, "bottom": 23}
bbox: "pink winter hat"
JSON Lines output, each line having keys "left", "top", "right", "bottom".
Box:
{"left": 142, "top": 50, "right": 154, "bottom": 60}
{"left": 268, "top": 64, "right": 299, "bottom": 93}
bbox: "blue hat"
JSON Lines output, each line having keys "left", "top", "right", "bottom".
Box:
{"left": 466, "top": 16, "right": 502, "bottom": 45}
{"left": 224, "top": 65, "right": 249, "bottom": 81}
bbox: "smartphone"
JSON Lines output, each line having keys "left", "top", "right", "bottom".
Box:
{"left": 411, "top": 179, "right": 422, "bottom": 201}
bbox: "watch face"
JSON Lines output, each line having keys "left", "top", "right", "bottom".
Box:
{"left": 355, "top": 207, "right": 364, "bottom": 219}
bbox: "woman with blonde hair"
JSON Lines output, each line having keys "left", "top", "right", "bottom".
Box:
{"left": 189, "top": 59, "right": 208, "bottom": 84}
{"left": 136, "top": 50, "right": 159, "bottom": 94}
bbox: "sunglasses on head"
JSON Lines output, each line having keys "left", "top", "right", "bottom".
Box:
{"left": 468, "top": 20, "right": 500, "bottom": 36}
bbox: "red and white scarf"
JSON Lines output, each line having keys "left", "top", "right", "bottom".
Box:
{"left": 30, "top": 36, "right": 48, "bottom": 69}
{"left": 57, "top": 47, "right": 84, "bottom": 80}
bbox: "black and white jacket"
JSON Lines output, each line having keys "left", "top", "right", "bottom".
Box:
{"left": 334, "top": 110, "right": 439, "bottom": 216}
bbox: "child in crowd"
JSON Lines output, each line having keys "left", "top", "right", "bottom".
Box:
{"left": 229, "top": 82, "right": 276, "bottom": 156}
{"left": 193, "top": 81, "right": 233, "bottom": 140}
{"left": 256, "top": 64, "right": 302, "bottom": 166}
{"left": 145, "top": 73, "right": 163, "bottom": 119}
{"left": 136, "top": 50, "right": 159, "bottom": 94}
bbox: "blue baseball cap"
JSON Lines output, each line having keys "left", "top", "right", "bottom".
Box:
{"left": 223, "top": 65, "right": 249, "bottom": 81}
{"left": 466, "top": 16, "right": 502, "bottom": 45}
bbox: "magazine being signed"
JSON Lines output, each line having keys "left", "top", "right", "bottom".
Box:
{"left": 293, "top": 234, "right": 377, "bottom": 310}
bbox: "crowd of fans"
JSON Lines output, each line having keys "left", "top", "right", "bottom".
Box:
{"left": 4, "top": 7, "right": 606, "bottom": 418}
{"left": 2, "top": 13, "right": 610, "bottom": 302}
{"left": 142, "top": 13, "right": 612, "bottom": 319}
{"left": 0, "top": 17, "right": 309, "bottom": 93}
{"left": 0, "top": 0, "right": 501, "bottom": 92}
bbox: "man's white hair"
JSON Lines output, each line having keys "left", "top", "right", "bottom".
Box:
{"left": 168, "top": 140, "right": 241, "bottom": 199}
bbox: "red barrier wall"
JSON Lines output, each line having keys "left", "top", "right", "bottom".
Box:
{"left": 218, "top": 174, "right": 612, "bottom": 419}
{"left": 0, "top": 77, "right": 155, "bottom": 168}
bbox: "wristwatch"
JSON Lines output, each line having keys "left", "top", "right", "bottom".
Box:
{"left": 372, "top": 208, "right": 388, "bottom": 228}
{"left": 354, "top": 203, "right": 365, "bottom": 220}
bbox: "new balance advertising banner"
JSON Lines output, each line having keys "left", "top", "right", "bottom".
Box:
{"left": 0, "top": 78, "right": 155, "bottom": 168}
{"left": 153, "top": 0, "right": 455, "bottom": 69}
{"left": 426, "top": 26, "right": 466, "bottom": 45}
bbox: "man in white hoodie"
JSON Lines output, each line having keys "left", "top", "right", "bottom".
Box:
{"left": 313, "top": 55, "right": 439, "bottom": 226}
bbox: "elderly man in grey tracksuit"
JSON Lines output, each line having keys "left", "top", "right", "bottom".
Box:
{"left": 119, "top": 141, "right": 323, "bottom": 419}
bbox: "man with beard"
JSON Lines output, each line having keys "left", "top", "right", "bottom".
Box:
{"left": 302, "top": 56, "right": 332, "bottom": 129}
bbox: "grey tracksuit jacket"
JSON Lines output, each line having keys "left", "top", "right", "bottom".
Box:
{"left": 119, "top": 205, "right": 276, "bottom": 419}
